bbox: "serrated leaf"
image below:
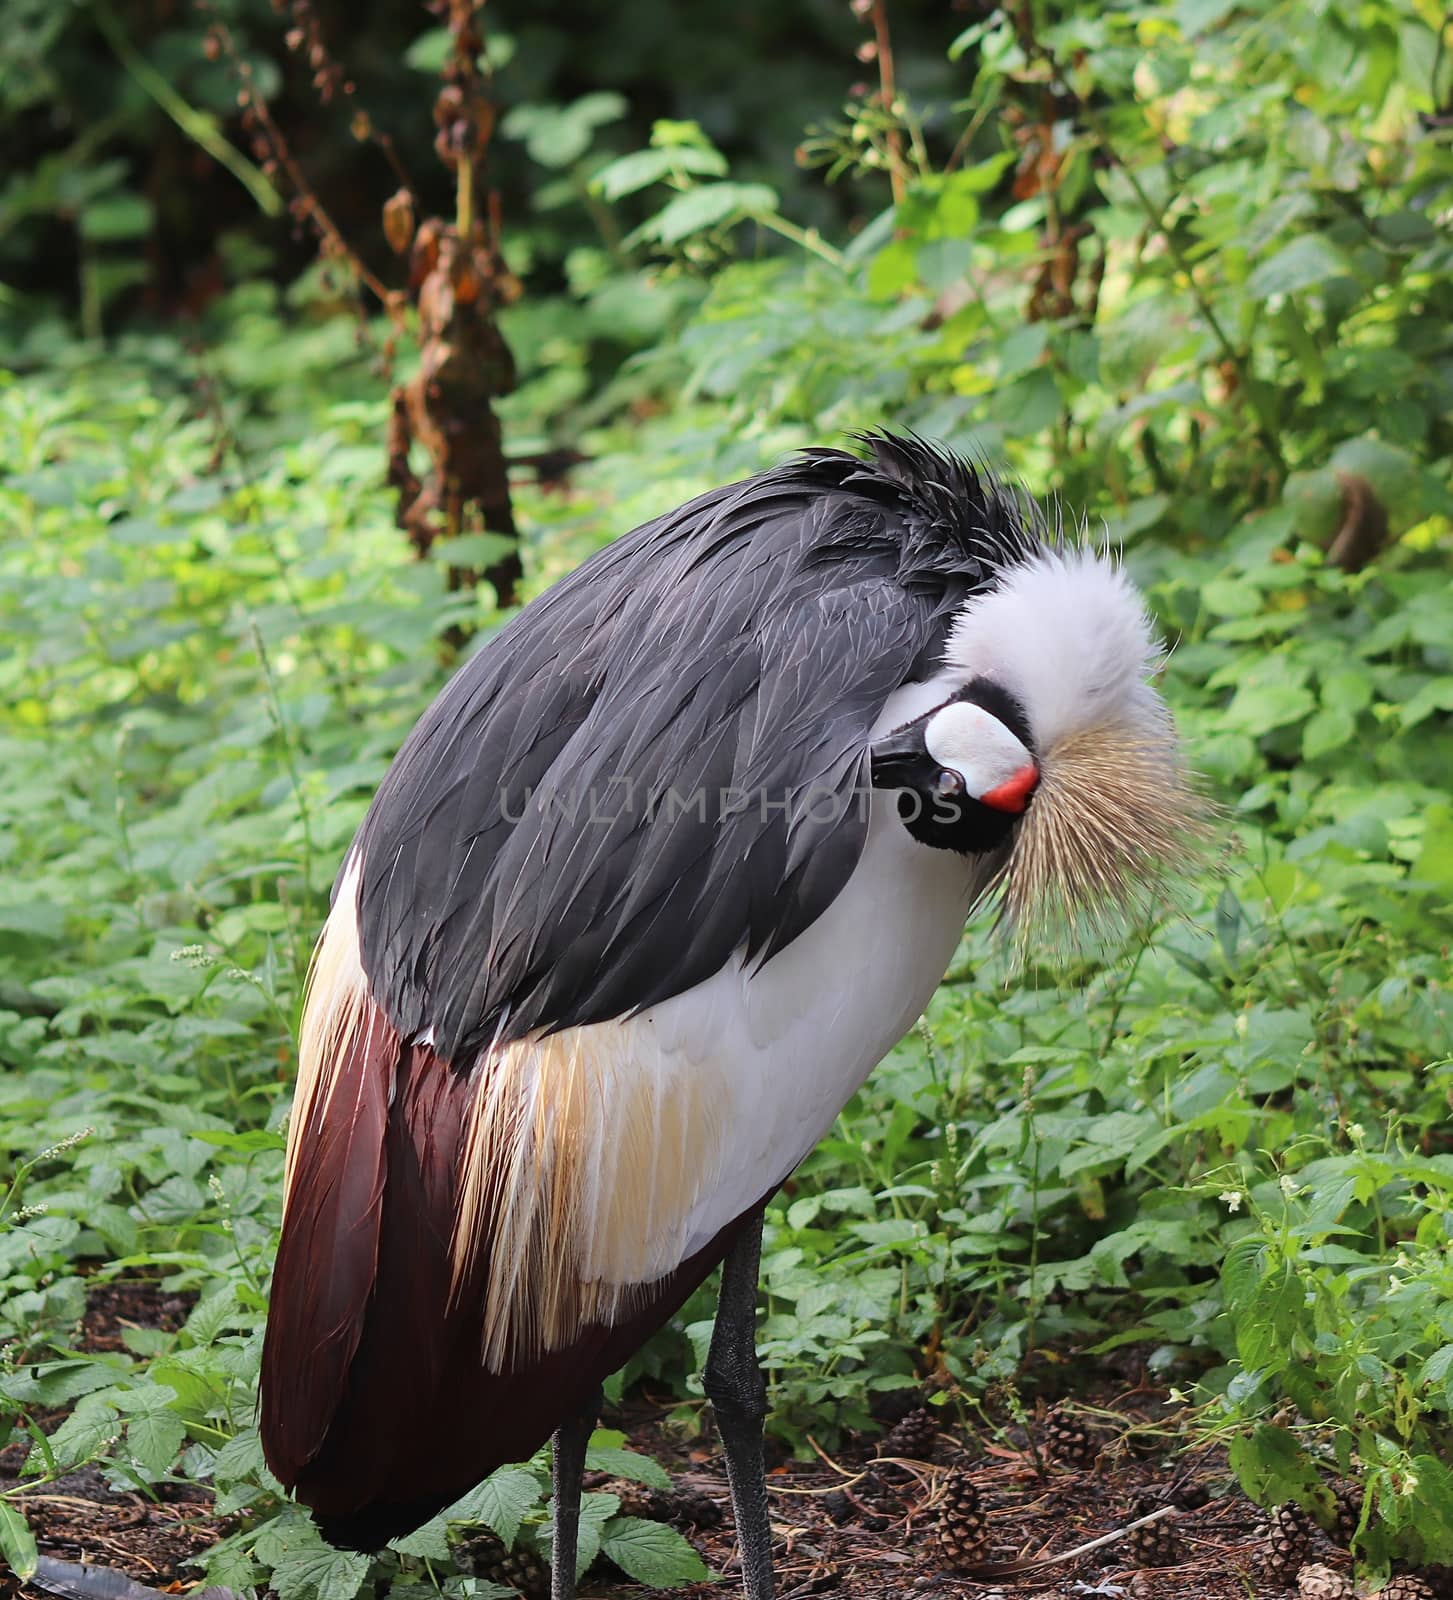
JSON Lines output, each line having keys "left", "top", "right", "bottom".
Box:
{"left": 40, "top": 1394, "right": 121, "bottom": 1473}
{"left": 444, "top": 1466, "right": 542, "bottom": 1547}
{"left": 126, "top": 1407, "right": 186, "bottom": 1476}
{"left": 1420, "top": 1345, "right": 1453, "bottom": 1388}
{"left": 600, "top": 1516, "right": 708, "bottom": 1587}
{"left": 270, "top": 1542, "right": 370, "bottom": 1600}
{"left": 211, "top": 1426, "right": 267, "bottom": 1485}
{"left": 538, "top": 1491, "right": 618, "bottom": 1580}
{"left": 193, "top": 1530, "right": 260, "bottom": 1590}
{"left": 0, "top": 1501, "right": 38, "bottom": 1581}
{"left": 388, "top": 1513, "right": 451, "bottom": 1560}
{"left": 582, "top": 1441, "right": 670, "bottom": 1489}
{"left": 183, "top": 1284, "right": 240, "bottom": 1347}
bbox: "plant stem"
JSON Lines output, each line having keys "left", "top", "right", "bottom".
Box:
{"left": 1081, "top": 110, "right": 1286, "bottom": 483}
{"left": 756, "top": 212, "right": 846, "bottom": 268}
{"left": 93, "top": 1, "right": 281, "bottom": 217}
{"left": 869, "top": 0, "right": 907, "bottom": 204}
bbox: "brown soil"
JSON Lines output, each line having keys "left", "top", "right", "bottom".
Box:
{"left": 0, "top": 1276, "right": 1391, "bottom": 1600}
{"left": 2, "top": 1276, "right": 213, "bottom": 1600}
{"left": 589, "top": 1391, "right": 1302, "bottom": 1599}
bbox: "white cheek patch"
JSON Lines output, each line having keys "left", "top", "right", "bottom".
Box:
{"left": 924, "top": 702, "right": 1034, "bottom": 800}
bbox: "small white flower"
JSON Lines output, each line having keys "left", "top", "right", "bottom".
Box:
{"left": 1347, "top": 1122, "right": 1365, "bottom": 1144}
{"left": 36, "top": 1127, "right": 93, "bottom": 1162}
{"left": 1220, "top": 1190, "right": 1243, "bottom": 1213}
{"left": 1388, "top": 1275, "right": 1402, "bottom": 1294}
{"left": 1278, "top": 1174, "right": 1300, "bottom": 1198}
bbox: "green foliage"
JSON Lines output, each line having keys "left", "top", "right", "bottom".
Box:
{"left": 3, "top": 0, "right": 1453, "bottom": 1588}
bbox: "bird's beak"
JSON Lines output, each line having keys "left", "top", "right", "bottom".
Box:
{"left": 869, "top": 723, "right": 939, "bottom": 792}
{"left": 871, "top": 703, "right": 1039, "bottom": 814}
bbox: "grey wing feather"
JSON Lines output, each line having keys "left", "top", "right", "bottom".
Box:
{"left": 352, "top": 437, "right": 1031, "bottom": 1060}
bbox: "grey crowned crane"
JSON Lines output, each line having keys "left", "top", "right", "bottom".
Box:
{"left": 260, "top": 434, "right": 1196, "bottom": 1597}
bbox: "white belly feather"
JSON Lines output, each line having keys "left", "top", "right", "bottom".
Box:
{"left": 438, "top": 678, "right": 990, "bottom": 1365}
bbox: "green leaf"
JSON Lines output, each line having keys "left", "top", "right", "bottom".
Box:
{"left": 211, "top": 1427, "right": 268, "bottom": 1485}
{"left": 1419, "top": 1345, "right": 1453, "bottom": 1389}
{"left": 540, "top": 1491, "right": 618, "bottom": 1579}
{"left": 404, "top": 28, "right": 451, "bottom": 72}
{"left": 388, "top": 1514, "right": 451, "bottom": 1561}
{"left": 600, "top": 1516, "right": 708, "bottom": 1587}
{"left": 1225, "top": 680, "right": 1316, "bottom": 737}
{"left": 1246, "top": 235, "right": 1354, "bottom": 300}
{"left": 125, "top": 1406, "right": 186, "bottom": 1476}
{"left": 0, "top": 1500, "right": 38, "bottom": 1582}
{"left": 445, "top": 1466, "right": 542, "bottom": 1547}
{"left": 1302, "top": 705, "right": 1355, "bottom": 761}
{"left": 1222, "top": 1236, "right": 1271, "bottom": 1311}
{"left": 183, "top": 1284, "right": 240, "bottom": 1347}
{"left": 582, "top": 1440, "right": 670, "bottom": 1489}
{"left": 41, "top": 1394, "right": 121, "bottom": 1473}
{"left": 429, "top": 533, "right": 518, "bottom": 569}
{"left": 592, "top": 146, "right": 726, "bottom": 201}
{"left": 269, "top": 1542, "right": 371, "bottom": 1600}
{"left": 1412, "top": 806, "right": 1453, "bottom": 897}
{"left": 79, "top": 193, "right": 153, "bottom": 243}
{"left": 635, "top": 183, "right": 778, "bottom": 245}
{"left": 503, "top": 94, "right": 627, "bottom": 168}
{"left": 1228, "top": 1424, "right": 1324, "bottom": 1506}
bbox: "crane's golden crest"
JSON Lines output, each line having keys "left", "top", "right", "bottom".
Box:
{"left": 1003, "top": 717, "right": 1206, "bottom": 949}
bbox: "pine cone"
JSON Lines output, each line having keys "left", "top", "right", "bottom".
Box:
{"left": 1328, "top": 1478, "right": 1363, "bottom": 1546}
{"left": 1298, "top": 1564, "right": 1356, "bottom": 1600}
{"left": 664, "top": 1485, "right": 722, "bottom": 1529}
{"left": 1378, "top": 1578, "right": 1436, "bottom": 1600}
{"left": 1126, "top": 1512, "right": 1182, "bottom": 1568}
{"left": 1041, "top": 1404, "right": 1096, "bottom": 1467}
{"left": 872, "top": 1387, "right": 924, "bottom": 1426}
{"left": 821, "top": 1489, "right": 852, "bottom": 1525}
{"left": 612, "top": 1484, "right": 664, "bottom": 1520}
{"left": 1261, "top": 1503, "right": 1316, "bottom": 1582}
{"left": 935, "top": 1469, "right": 988, "bottom": 1570}
{"left": 452, "top": 1531, "right": 549, "bottom": 1599}
{"left": 1420, "top": 1567, "right": 1453, "bottom": 1600}
{"left": 611, "top": 1482, "right": 722, "bottom": 1529}
{"left": 880, "top": 1405, "right": 938, "bottom": 1460}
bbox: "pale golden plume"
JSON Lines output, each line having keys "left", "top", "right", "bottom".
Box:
{"left": 452, "top": 1020, "right": 730, "bottom": 1372}
{"left": 283, "top": 866, "right": 372, "bottom": 1211}
{"left": 1002, "top": 716, "right": 1211, "bottom": 955}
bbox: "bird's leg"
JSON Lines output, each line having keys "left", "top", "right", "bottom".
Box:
{"left": 549, "top": 1385, "right": 600, "bottom": 1600}
{"left": 703, "top": 1212, "right": 774, "bottom": 1600}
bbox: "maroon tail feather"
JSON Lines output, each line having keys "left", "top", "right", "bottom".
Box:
{"left": 261, "top": 996, "right": 396, "bottom": 1491}
{"left": 262, "top": 1012, "right": 755, "bottom": 1551}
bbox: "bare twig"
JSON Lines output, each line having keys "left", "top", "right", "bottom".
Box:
{"left": 963, "top": 1502, "right": 1179, "bottom": 1578}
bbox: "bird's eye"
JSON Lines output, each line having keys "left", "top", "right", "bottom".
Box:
{"left": 936, "top": 769, "right": 965, "bottom": 797}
